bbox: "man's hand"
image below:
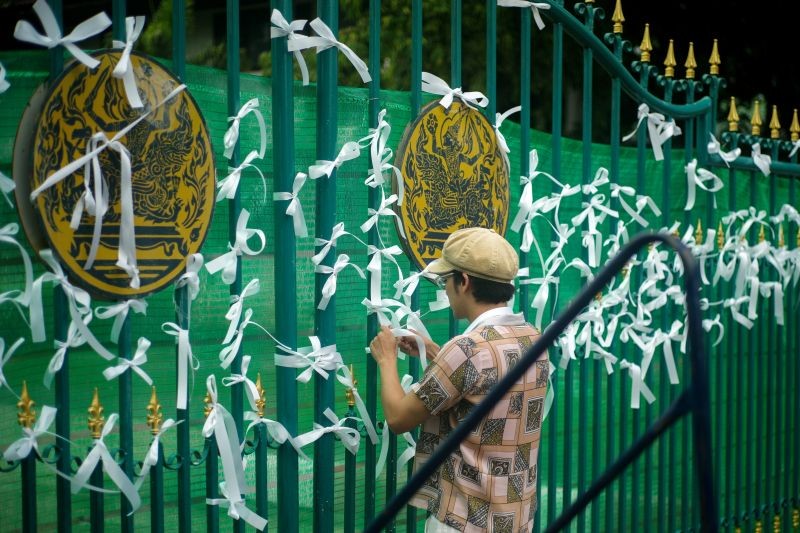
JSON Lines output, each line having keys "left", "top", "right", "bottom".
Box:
{"left": 397, "top": 330, "right": 440, "bottom": 362}
{"left": 369, "top": 325, "right": 400, "bottom": 367}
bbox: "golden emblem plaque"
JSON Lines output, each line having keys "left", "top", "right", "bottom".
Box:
{"left": 394, "top": 99, "right": 510, "bottom": 271}
{"left": 22, "top": 50, "right": 216, "bottom": 300}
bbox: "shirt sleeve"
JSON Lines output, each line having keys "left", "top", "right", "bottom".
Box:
{"left": 411, "top": 335, "right": 482, "bottom": 416}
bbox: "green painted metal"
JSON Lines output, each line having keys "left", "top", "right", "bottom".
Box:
{"left": 345, "top": 411, "right": 357, "bottom": 533}
{"left": 517, "top": 8, "right": 531, "bottom": 319}
{"left": 485, "top": 0, "right": 496, "bottom": 119}
{"left": 205, "top": 439, "right": 220, "bottom": 533}
{"left": 117, "top": 315, "right": 134, "bottom": 533}
{"left": 450, "top": 0, "right": 461, "bottom": 87}
{"left": 21, "top": 454, "right": 35, "bottom": 532}
{"left": 90, "top": 455, "right": 104, "bottom": 533}
{"left": 53, "top": 287, "right": 71, "bottom": 533}
{"left": 150, "top": 441, "right": 165, "bottom": 533}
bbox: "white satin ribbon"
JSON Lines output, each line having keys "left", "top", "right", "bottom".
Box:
{"left": 610, "top": 184, "right": 661, "bottom": 228}
{"left": 0, "top": 169, "right": 15, "bottom": 207}
{"left": 222, "top": 355, "right": 260, "bottom": 411}
{"left": 134, "top": 418, "right": 178, "bottom": 489}
{"left": 335, "top": 365, "right": 378, "bottom": 444}
{"left": 217, "top": 149, "right": 267, "bottom": 202}
{"left": 287, "top": 18, "right": 371, "bottom": 83}
{"left": 0, "top": 337, "right": 23, "bottom": 392}
{"left": 294, "top": 407, "right": 361, "bottom": 455}
{"left": 219, "top": 309, "right": 258, "bottom": 369}
{"left": 0, "top": 223, "right": 34, "bottom": 306}
{"left": 162, "top": 322, "right": 198, "bottom": 410}
{"left": 72, "top": 413, "right": 141, "bottom": 512}
{"left": 270, "top": 9, "right": 310, "bottom": 85}
{"left": 312, "top": 222, "right": 350, "bottom": 265}
{"left": 366, "top": 244, "right": 404, "bottom": 302}
{"left": 14, "top": 0, "right": 111, "bottom": 70}
{"left": 622, "top": 103, "right": 682, "bottom": 161}
{"left": 112, "top": 16, "right": 145, "bottom": 109}
{"left": 273, "top": 172, "right": 309, "bottom": 237}
{"left": 3, "top": 405, "right": 57, "bottom": 461}
{"left": 205, "top": 209, "right": 266, "bottom": 285}
{"left": 495, "top": 106, "right": 521, "bottom": 154}
{"left": 309, "top": 141, "right": 361, "bottom": 180}
{"left": 102, "top": 336, "right": 152, "bottom": 385}
{"left": 619, "top": 360, "right": 655, "bottom": 409}
{"left": 224, "top": 98, "right": 267, "bottom": 160}
{"left": 43, "top": 315, "right": 91, "bottom": 389}
{"left": 206, "top": 481, "right": 267, "bottom": 531}
{"left": 510, "top": 149, "right": 562, "bottom": 251}
{"left": 684, "top": 158, "right": 723, "bottom": 211}
{"left": 497, "top": 0, "right": 550, "bottom": 30}
{"left": 94, "top": 299, "right": 147, "bottom": 344}
{"left": 421, "top": 72, "right": 488, "bottom": 110}
{"left": 790, "top": 139, "right": 800, "bottom": 158}
{"left": 375, "top": 375, "right": 415, "bottom": 479}
{"left": 361, "top": 297, "right": 403, "bottom": 328}
{"left": 702, "top": 314, "right": 724, "bottom": 347}
{"left": 429, "top": 289, "right": 451, "bottom": 313}
{"left": 750, "top": 143, "right": 771, "bottom": 176}
{"left": 360, "top": 109, "right": 404, "bottom": 204}
{"left": 223, "top": 278, "right": 260, "bottom": 345}
{"left": 175, "top": 253, "right": 204, "bottom": 302}
{"left": 707, "top": 133, "right": 741, "bottom": 166}
{"left": 723, "top": 296, "right": 754, "bottom": 329}
{"left": 316, "top": 254, "right": 366, "bottom": 311}
{"left": 519, "top": 259, "right": 562, "bottom": 331}
{"left": 360, "top": 189, "right": 405, "bottom": 238}
{"left": 0, "top": 62, "right": 9, "bottom": 93}
{"left": 274, "top": 336, "right": 342, "bottom": 383}
{"left": 244, "top": 411, "right": 309, "bottom": 461}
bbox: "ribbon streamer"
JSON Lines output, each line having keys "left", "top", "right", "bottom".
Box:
{"left": 619, "top": 360, "right": 656, "bottom": 409}
{"left": 312, "top": 222, "right": 351, "bottom": 265}
{"left": 43, "top": 315, "right": 93, "bottom": 389}
{"left": 270, "top": 9, "right": 310, "bottom": 85}
{"left": 0, "top": 223, "right": 34, "bottom": 306}
{"left": 112, "top": 16, "right": 145, "bottom": 109}
{"left": 366, "top": 244, "right": 404, "bottom": 303}
{"left": 287, "top": 18, "right": 371, "bottom": 83}
{"left": 0, "top": 337, "right": 24, "bottom": 393}
{"left": 273, "top": 172, "right": 309, "bottom": 237}
{"left": 684, "top": 159, "right": 723, "bottom": 211}
{"left": 4, "top": 405, "right": 57, "bottom": 461}
{"left": 335, "top": 365, "right": 379, "bottom": 444}
{"left": 206, "top": 482, "right": 267, "bottom": 531}
{"left": 294, "top": 407, "right": 361, "bottom": 455}
{"left": 750, "top": 143, "right": 771, "bottom": 176}
{"left": 205, "top": 209, "right": 267, "bottom": 285}
{"left": 421, "top": 71, "right": 488, "bottom": 110}
{"left": 223, "top": 98, "right": 267, "bottom": 160}
{"left": 497, "top": 0, "right": 550, "bottom": 30}
{"left": 360, "top": 109, "right": 404, "bottom": 204}
{"left": 622, "top": 103, "right": 682, "bottom": 161}
{"left": 0, "top": 169, "right": 15, "bottom": 207}
{"left": 223, "top": 278, "right": 260, "bottom": 345}
{"left": 95, "top": 299, "right": 147, "bottom": 344}
{"left": 134, "top": 419, "right": 178, "bottom": 489}
{"left": 217, "top": 150, "right": 267, "bottom": 202}
{"left": 244, "top": 411, "right": 310, "bottom": 460}
{"left": 360, "top": 189, "right": 405, "bottom": 238}
{"left": 494, "top": 105, "right": 522, "bottom": 154}
{"left": 273, "top": 336, "right": 343, "bottom": 383}
{"left": 0, "top": 62, "right": 9, "bottom": 93}
{"left": 202, "top": 376, "right": 251, "bottom": 493}
{"left": 102, "top": 336, "right": 152, "bottom": 386}
{"left": 162, "top": 322, "right": 199, "bottom": 410}
{"left": 175, "top": 253, "right": 204, "bottom": 302}
{"left": 316, "top": 254, "right": 366, "bottom": 311}
{"left": 222, "top": 355, "right": 260, "bottom": 412}
{"left": 707, "top": 133, "right": 741, "bottom": 166}
{"left": 309, "top": 141, "right": 361, "bottom": 180}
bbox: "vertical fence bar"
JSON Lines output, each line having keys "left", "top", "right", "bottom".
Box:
{"left": 345, "top": 403, "right": 357, "bottom": 533}
{"left": 517, "top": 7, "right": 531, "bottom": 318}
{"left": 485, "top": 0, "right": 496, "bottom": 119}
{"left": 745, "top": 164, "right": 757, "bottom": 530}
{"left": 47, "top": 0, "right": 63, "bottom": 76}
{"left": 19, "top": 382, "right": 36, "bottom": 533}
{"left": 205, "top": 435, "right": 220, "bottom": 532}
{"left": 448, "top": 0, "right": 462, "bottom": 340}
{"left": 767, "top": 147, "right": 779, "bottom": 529}
{"left": 148, "top": 387, "right": 165, "bottom": 533}
{"left": 791, "top": 176, "right": 799, "bottom": 525}
{"left": 117, "top": 315, "right": 134, "bottom": 532}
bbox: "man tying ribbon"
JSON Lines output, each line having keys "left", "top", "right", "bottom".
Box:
{"left": 370, "top": 227, "right": 549, "bottom": 533}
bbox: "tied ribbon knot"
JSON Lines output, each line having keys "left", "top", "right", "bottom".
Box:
{"left": 222, "top": 355, "right": 259, "bottom": 411}
{"left": 95, "top": 299, "right": 147, "bottom": 344}
{"left": 750, "top": 142, "right": 772, "bottom": 176}
{"left": 294, "top": 407, "right": 361, "bottom": 455}
{"left": 223, "top": 98, "right": 267, "bottom": 160}
{"left": 421, "top": 72, "right": 488, "bottom": 110}
{"left": 219, "top": 309, "right": 261, "bottom": 369}
{"left": 270, "top": 9, "right": 310, "bottom": 85}
{"left": 217, "top": 150, "right": 267, "bottom": 203}
{"left": 206, "top": 482, "right": 267, "bottom": 531}
{"left": 366, "top": 244, "right": 404, "bottom": 303}
{"left": 610, "top": 183, "right": 661, "bottom": 228}
{"left": 622, "top": 103, "right": 682, "bottom": 161}
{"left": 274, "top": 336, "right": 343, "bottom": 383}
{"left": 684, "top": 159, "right": 723, "bottom": 211}
{"left": 316, "top": 254, "right": 366, "bottom": 311}
{"left": 707, "top": 133, "right": 741, "bottom": 166}
{"left": 112, "top": 16, "right": 146, "bottom": 109}
{"left": 359, "top": 189, "right": 405, "bottom": 238}
{"left": 312, "top": 222, "right": 350, "bottom": 265}
{"left": 162, "top": 322, "right": 199, "bottom": 410}
{"left": 287, "top": 18, "right": 371, "bottom": 83}
{"left": 0, "top": 223, "right": 34, "bottom": 306}
{"left": 175, "top": 253, "right": 204, "bottom": 302}
{"left": 494, "top": 106, "right": 522, "bottom": 155}
{"left": 102, "top": 336, "right": 152, "bottom": 386}
{"left": 619, "top": 360, "right": 656, "bottom": 409}
{"left": 223, "top": 278, "right": 260, "bottom": 345}
{"left": 309, "top": 141, "right": 361, "bottom": 180}
{"left": 244, "top": 412, "right": 309, "bottom": 461}
{"left": 205, "top": 210, "right": 267, "bottom": 285}
{"left": 3, "top": 405, "right": 57, "bottom": 461}
{"left": 273, "top": 172, "right": 309, "bottom": 237}
{"left": 335, "top": 365, "right": 379, "bottom": 444}
{"left": 497, "top": 0, "right": 551, "bottom": 30}
{"left": 134, "top": 419, "right": 178, "bottom": 490}
{"left": 44, "top": 316, "right": 91, "bottom": 389}
{"left": 360, "top": 109, "right": 404, "bottom": 204}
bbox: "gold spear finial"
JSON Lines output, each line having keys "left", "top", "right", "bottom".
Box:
{"left": 728, "top": 97, "right": 740, "bottom": 132}
{"left": 664, "top": 40, "right": 677, "bottom": 78}
{"left": 684, "top": 42, "right": 697, "bottom": 79}
{"left": 146, "top": 387, "right": 163, "bottom": 436}
{"left": 640, "top": 24, "right": 653, "bottom": 62}
{"left": 754, "top": 519, "right": 763, "bottom": 533}
{"left": 17, "top": 381, "right": 36, "bottom": 429}
{"left": 778, "top": 224, "right": 785, "bottom": 248}
{"left": 796, "top": 227, "right": 800, "bottom": 248}
{"left": 758, "top": 225, "right": 766, "bottom": 243}
{"left": 709, "top": 39, "right": 721, "bottom": 75}
{"left": 792, "top": 508, "right": 799, "bottom": 528}
{"left": 769, "top": 105, "right": 781, "bottom": 139}
{"left": 774, "top": 513, "right": 781, "bottom": 533}
{"left": 612, "top": 0, "right": 625, "bottom": 34}
{"left": 717, "top": 221, "right": 725, "bottom": 251}
{"left": 88, "top": 388, "right": 105, "bottom": 439}
{"left": 255, "top": 372, "right": 266, "bottom": 418}
{"left": 751, "top": 99, "right": 763, "bottom": 136}
{"left": 790, "top": 109, "right": 800, "bottom": 142}
{"left": 695, "top": 219, "right": 704, "bottom": 244}
{"left": 203, "top": 391, "right": 213, "bottom": 418}
{"left": 345, "top": 364, "right": 357, "bottom": 407}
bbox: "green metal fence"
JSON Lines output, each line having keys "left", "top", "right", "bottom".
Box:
{"left": 0, "top": 0, "right": 798, "bottom": 532}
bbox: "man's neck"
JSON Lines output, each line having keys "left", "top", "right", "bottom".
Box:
{"left": 465, "top": 302, "right": 508, "bottom": 324}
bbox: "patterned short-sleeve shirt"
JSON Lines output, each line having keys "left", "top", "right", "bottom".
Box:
{"left": 409, "top": 323, "right": 549, "bottom": 533}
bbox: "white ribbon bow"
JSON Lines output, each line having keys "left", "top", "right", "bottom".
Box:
{"left": 14, "top": 0, "right": 112, "bottom": 69}
{"left": 619, "top": 360, "right": 656, "bottom": 409}
{"left": 335, "top": 365, "right": 379, "bottom": 444}
{"left": 102, "top": 336, "right": 152, "bottom": 385}
{"left": 312, "top": 222, "right": 351, "bottom": 265}
{"left": 421, "top": 71, "right": 488, "bottom": 110}
{"left": 244, "top": 411, "right": 310, "bottom": 461}
{"left": 223, "top": 98, "right": 267, "bottom": 160}
{"left": 309, "top": 141, "right": 361, "bottom": 180}
{"left": 0, "top": 223, "right": 34, "bottom": 306}
{"left": 95, "top": 299, "right": 147, "bottom": 344}
{"left": 610, "top": 183, "right": 661, "bottom": 228}
{"left": 750, "top": 143, "right": 771, "bottom": 176}
{"left": 723, "top": 296, "right": 754, "bottom": 329}
{"left": 3, "top": 405, "right": 57, "bottom": 461}
{"left": 112, "top": 16, "right": 145, "bottom": 108}
{"left": 206, "top": 482, "right": 267, "bottom": 531}
{"left": 495, "top": 106, "right": 522, "bottom": 154}
{"left": 497, "top": 0, "right": 550, "bottom": 30}
{"left": 222, "top": 355, "right": 260, "bottom": 411}
{"left": 622, "top": 103, "right": 682, "bottom": 161}
{"left": 707, "top": 133, "right": 741, "bottom": 166}
{"left": 273, "top": 172, "right": 309, "bottom": 237}
{"left": 274, "top": 336, "right": 343, "bottom": 383}
{"left": 270, "top": 9, "right": 310, "bottom": 85}
{"left": 217, "top": 149, "right": 267, "bottom": 202}
{"left": 360, "top": 109, "right": 404, "bottom": 204}
{"left": 287, "top": 18, "right": 371, "bottom": 83}
{"left": 175, "top": 253, "right": 204, "bottom": 302}
{"left": 219, "top": 309, "right": 259, "bottom": 369}
{"left": 134, "top": 419, "right": 178, "bottom": 489}
{"left": 0, "top": 337, "right": 24, "bottom": 393}
{"left": 43, "top": 315, "right": 93, "bottom": 389}
{"left": 366, "top": 244, "right": 405, "bottom": 303}
{"left": 360, "top": 189, "right": 405, "bottom": 238}
{"left": 0, "top": 62, "right": 10, "bottom": 93}
{"left": 519, "top": 259, "right": 562, "bottom": 331}
{"left": 205, "top": 209, "right": 267, "bottom": 285}
{"left": 375, "top": 374, "right": 415, "bottom": 479}
{"left": 316, "top": 254, "right": 366, "bottom": 310}
{"left": 684, "top": 159, "right": 723, "bottom": 211}
{"left": 162, "top": 322, "right": 199, "bottom": 410}
{"left": 294, "top": 407, "right": 361, "bottom": 455}
{"left": 790, "top": 139, "right": 800, "bottom": 158}
{"left": 0, "top": 169, "right": 15, "bottom": 207}
{"left": 223, "top": 278, "right": 260, "bottom": 345}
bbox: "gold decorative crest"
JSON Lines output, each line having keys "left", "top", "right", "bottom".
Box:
{"left": 26, "top": 50, "right": 215, "bottom": 300}
{"left": 394, "top": 99, "right": 510, "bottom": 271}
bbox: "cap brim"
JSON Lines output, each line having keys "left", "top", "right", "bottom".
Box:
{"left": 425, "top": 257, "right": 456, "bottom": 276}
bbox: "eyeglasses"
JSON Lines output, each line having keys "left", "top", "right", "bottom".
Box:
{"left": 434, "top": 272, "right": 456, "bottom": 289}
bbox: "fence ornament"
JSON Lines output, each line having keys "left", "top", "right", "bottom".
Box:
{"left": 218, "top": 150, "right": 267, "bottom": 203}
{"left": 684, "top": 159, "right": 723, "bottom": 211}
{"left": 134, "top": 418, "right": 178, "bottom": 490}
{"left": 622, "top": 103, "right": 682, "bottom": 161}
{"left": 619, "top": 360, "right": 656, "bottom": 409}
{"left": 335, "top": 365, "right": 378, "bottom": 444}
{"left": 112, "top": 16, "right": 146, "bottom": 109}
{"left": 3, "top": 405, "right": 56, "bottom": 461}
{"left": 244, "top": 411, "right": 310, "bottom": 460}
{"left": 497, "top": 0, "right": 550, "bottom": 30}
{"left": 95, "top": 299, "right": 148, "bottom": 344}
{"left": 360, "top": 109, "right": 404, "bottom": 205}
{"left": 0, "top": 338, "right": 24, "bottom": 393}
{"left": 707, "top": 133, "right": 741, "bottom": 166}
{"left": 223, "top": 98, "right": 266, "bottom": 160}
{"left": 750, "top": 142, "right": 772, "bottom": 176}
{"left": 366, "top": 244, "right": 404, "bottom": 302}
{"left": 360, "top": 189, "right": 405, "bottom": 238}
{"left": 287, "top": 18, "right": 371, "bottom": 83}
{"left": 294, "top": 407, "right": 361, "bottom": 455}
{"left": 223, "top": 278, "right": 260, "bottom": 344}
{"left": 102, "top": 336, "right": 153, "bottom": 386}
{"left": 312, "top": 222, "right": 352, "bottom": 265}
{"left": 207, "top": 481, "right": 268, "bottom": 531}
{"left": 0, "top": 224, "right": 33, "bottom": 306}
{"left": 0, "top": 62, "right": 8, "bottom": 93}
{"left": 309, "top": 141, "right": 361, "bottom": 180}
{"left": 205, "top": 210, "right": 266, "bottom": 286}
{"left": 175, "top": 253, "right": 204, "bottom": 302}
{"left": 270, "top": 9, "right": 310, "bottom": 85}
{"left": 610, "top": 184, "right": 661, "bottom": 228}
{"left": 219, "top": 310, "right": 261, "bottom": 369}
{"left": 13, "top": 0, "right": 111, "bottom": 70}
{"left": 273, "top": 172, "right": 309, "bottom": 237}
{"left": 420, "top": 72, "right": 488, "bottom": 110}
{"left": 274, "top": 336, "right": 342, "bottom": 383}
{"left": 161, "top": 322, "right": 198, "bottom": 410}
{"left": 316, "top": 254, "right": 366, "bottom": 311}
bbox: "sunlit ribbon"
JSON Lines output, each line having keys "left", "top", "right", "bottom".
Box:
{"left": 244, "top": 411, "right": 310, "bottom": 460}
{"left": 750, "top": 143, "right": 771, "bottom": 176}
{"left": 175, "top": 253, "right": 204, "bottom": 302}
{"left": 102, "top": 336, "right": 152, "bottom": 385}
{"left": 270, "top": 9, "right": 310, "bottom": 85}
{"left": 494, "top": 105, "right": 521, "bottom": 154}
{"left": 0, "top": 223, "right": 33, "bottom": 306}
{"left": 519, "top": 258, "right": 562, "bottom": 331}
{"left": 421, "top": 71, "right": 488, "bottom": 110}
{"left": 223, "top": 278, "right": 260, "bottom": 345}
{"left": 219, "top": 309, "right": 259, "bottom": 369}
{"left": 622, "top": 103, "right": 682, "bottom": 161}
{"left": 610, "top": 183, "right": 661, "bottom": 228}
{"left": 43, "top": 315, "right": 92, "bottom": 389}
{"left": 723, "top": 296, "right": 753, "bottom": 329}
{"left": 134, "top": 419, "right": 178, "bottom": 490}
{"left": 707, "top": 133, "right": 741, "bottom": 166}
{"left": 619, "top": 360, "right": 655, "bottom": 409}
{"left": 112, "top": 16, "right": 145, "bottom": 108}
{"left": 274, "top": 336, "right": 342, "bottom": 383}
{"left": 0, "top": 337, "right": 23, "bottom": 393}
{"left": 224, "top": 98, "right": 267, "bottom": 160}
{"left": 316, "top": 254, "right": 366, "bottom": 311}
{"left": 335, "top": 364, "right": 378, "bottom": 444}
{"left": 162, "top": 322, "right": 198, "bottom": 410}
{"left": 702, "top": 314, "right": 725, "bottom": 347}
{"left": 684, "top": 158, "right": 723, "bottom": 211}
{"left": 205, "top": 209, "right": 267, "bottom": 285}
{"left": 273, "top": 171, "right": 309, "bottom": 237}
{"left": 309, "top": 141, "right": 361, "bottom": 180}
{"left": 207, "top": 481, "right": 267, "bottom": 531}
{"left": 360, "top": 109, "right": 404, "bottom": 204}
{"left": 790, "top": 139, "right": 800, "bottom": 159}
{"left": 72, "top": 413, "right": 141, "bottom": 512}
{"left": 294, "top": 407, "right": 361, "bottom": 455}
{"left": 0, "top": 169, "right": 15, "bottom": 207}
{"left": 14, "top": 0, "right": 111, "bottom": 69}
{"left": 366, "top": 244, "right": 404, "bottom": 302}
{"left": 217, "top": 150, "right": 267, "bottom": 202}
{"left": 287, "top": 17, "right": 371, "bottom": 83}
{"left": 758, "top": 281, "right": 785, "bottom": 326}
{"left": 94, "top": 298, "right": 147, "bottom": 344}
{"left": 3, "top": 405, "right": 57, "bottom": 461}
{"left": 0, "top": 62, "right": 9, "bottom": 93}
{"left": 360, "top": 189, "right": 405, "bottom": 238}
{"left": 312, "top": 222, "right": 350, "bottom": 265}
{"left": 222, "top": 355, "right": 260, "bottom": 411}
{"left": 497, "top": 0, "right": 550, "bottom": 29}
{"left": 375, "top": 374, "right": 415, "bottom": 479}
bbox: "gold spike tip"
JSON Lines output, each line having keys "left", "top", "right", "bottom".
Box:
{"left": 255, "top": 373, "right": 266, "bottom": 418}
{"left": 773, "top": 514, "right": 781, "bottom": 533}
{"left": 146, "top": 387, "right": 163, "bottom": 436}
{"left": 716, "top": 221, "right": 725, "bottom": 251}
{"left": 345, "top": 364, "right": 358, "bottom": 407}
{"left": 709, "top": 38, "right": 721, "bottom": 76}
{"left": 663, "top": 40, "right": 676, "bottom": 78}
{"left": 640, "top": 24, "right": 652, "bottom": 62}
{"left": 694, "top": 219, "right": 704, "bottom": 244}
{"left": 684, "top": 42, "right": 697, "bottom": 79}
{"left": 769, "top": 105, "right": 781, "bottom": 139}
{"left": 17, "top": 381, "right": 36, "bottom": 429}
{"left": 790, "top": 109, "right": 800, "bottom": 142}
{"left": 792, "top": 508, "right": 799, "bottom": 528}
{"left": 754, "top": 520, "right": 763, "bottom": 533}
{"left": 778, "top": 224, "right": 785, "bottom": 248}
{"left": 758, "top": 225, "right": 766, "bottom": 243}
{"left": 796, "top": 227, "right": 800, "bottom": 248}
{"left": 751, "top": 99, "right": 762, "bottom": 136}
{"left": 612, "top": 0, "right": 624, "bottom": 34}
{"left": 203, "top": 392, "right": 213, "bottom": 419}
{"left": 88, "top": 388, "right": 105, "bottom": 439}
{"left": 728, "top": 97, "right": 740, "bottom": 132}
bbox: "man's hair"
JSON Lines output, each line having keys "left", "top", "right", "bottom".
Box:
{"left": 452, "top": 270, "right": 515, "bottom": 304}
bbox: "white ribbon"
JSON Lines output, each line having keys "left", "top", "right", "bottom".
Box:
{"left": 72, "top": 413, "right": 141, "bottom": 513}
{"left": 162, "top": 322, "right": 198, "bottom": 410}
{"left": 273, "top": 172, "right": 309, "bottom": 237}
{"left": 622, "top": 103, "right": 682, "bottom": 161}
{"left": 3, "top": 405, "right": 57, "bottom": 461}
{"left": 294, "top": 407, "right": 361, "bottom": 455}
{"left": 360, "top": 189, "right": 405, "bottom": 238}
{"left": 619, "top": 360, "right": 655, "bottom": 409}
{"left": 223, "top": 98, "right": 267, "bottom": 160}
{"left": 707, "top": 133, "right": 741, "bottom": 166}
{"left": 222, "top": 355, "right": 259, "bottom": 411}
{"left": 43, "top": 315, "right": 91, "bottom": 389}
{"left": 134, "top": 419, "right": 178, "bottom": 490}
{"left": 316, "top": 254, "right": 366, "bottom": 311}
{"left": 14, "top": 0, "right": 111, "bottom": 69}
{"left": 335, "top": 365, "right": 378, "bottom": 444}
{"left": 94, "top": 299, "right": 147, "bottom": 344}
{"left": 244, "top": 411, "right": 310, "bottom": 461}
{"left": 610, "top": 184, "right": 661, "bottom": 228}
{"left": 219, "top": 309, "right": 257, "bottom": 369}
{"left": 102, "top": 336, "right": 152, "bottom": 385}
{"left": 0, "top": 223, "right": 34, "bottom": 306}
{"left": 274, "top": 336, "right": 342, "bottom": 383}
{"left": 0, "top": 169, "right": 15, "bottom": 207}
{"left": 375, "top": 375, "right": 415, "bottom": 479}
{"left": 497, "top": 0, "right": 550, "bottom": 30}
{"left": 287, "top": 18, "right": 371, "bottom": 83}
{"left": 790, "top": 139, "right": 800, "bottom": 158}
{"left": 702, "top": 314, "right": 724, "bottom": 347}
{"left": 217, "top": 150, "right": 267, "bottom": 202}
{"left": 270, "top": 9, "right": 310, "bottom": 85}
{"left": 723, "top": 296, "right": 754, "bottom": 329}
{"left": 421, "top": 71, "right": 488, "bottom": 110}
{"left": 223, "top": 278, "right": 260, "bottom": 345}
{"left": 519, "top": 259, "right": 562, "bottom": 331}
{"left": 750, "top": 143, "right": 771, "bottom": 176}
{"left": 360, "top": 109, "right": 404, "bottom": 205}
{"left": 0, "top": 62, "right": 9, "bottom": 93}
{"left": 495, "top": 106, "right": 522, "bottom": 154}
{"left": 175, "top": 253, "right": 204, "bottom": 302}
{"left": 205, "top": 209, "right": 266, "bottom": 285}
{"left": 309, "top": 141, "right": 361, "bottom": 180}
{"left": 206, "top": 482, "right": 267, "bottom": 531}
{"left": 112, "top": 16, "right": 145, "bottom": 109}
{"left": 366, "top": 244, "right": 404, "bottom": 302}
{"left": 684, "top": 159, "right": 723, "bottom": 211}
{"left": 0, "top": 337, "right": 24, "bottom": 393}
{"left": 312, "top": 222, "right": 350, "bottom": 265}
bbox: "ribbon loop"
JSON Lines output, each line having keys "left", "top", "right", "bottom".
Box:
{"left": 270, "top": 9, "right": 310, "bottom": 85}
{"left": 421, "top": 71, "right": 488, "bottom": 109}
{"left": 112, "top": 16, "right": 146, "bottom": 108}
{"left": 223, "top": 98, "right": 267, "bottom": 160}
{"left": 288, "top": 18, "right": 371, "bottom": 83}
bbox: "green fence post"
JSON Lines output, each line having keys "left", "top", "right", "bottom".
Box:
{"left": 485, "top": 0, "right": 496, "bottom": 119}
{"left": 517, "top": 8, "right": 531, "bottom": 320}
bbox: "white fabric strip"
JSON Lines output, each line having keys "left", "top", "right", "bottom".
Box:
{"left": 112, "top": 16, "right": 145, "bottom": 109}
{"left": 287, "top": 18, "right": 371, "bottom": 83}
{"left": 223, "top": 98, "right": 267, "bottom": 160}
{"left": 3, "top": 405, "right": 57, "bottom": 461}
{"left": 94, "top": 299, "right": 147, "bottom": 344}
{"left": 294, "top": 407, "right": 361, "bottom": 455}
{"left": 244, "top": 411, "right": 310, "bottom": 461}
{"left": 335, "top": 364, "right": 378, "bottom": 444}
{"left": 421, "top": 72, "right": 488, "bottom": 109}
{"left": 162, "top": 322, "right": 198, "bottom": 410}
{"left": 205, "top": 209, "right": 266, "bottom": 285}
{"left": 497, "top": 0, "right": 550, "bottom": 30}
{"left": 217, "top": 149, "right": 267, "bottom": 202}
{"left": 316, "top": 254, "right": 365, "bottom": 311}
{"left": 270, "top": 9, "right": 310, "bottom": 85}
{"left": 0, "top": 337, "right": 24, "bottom": 393}
{"left": 0, "top": 223, "right": 34, "bottom": 306}
{"left": 102, "top": 336, "right": 152, "bottom": 386}
{"left": 622, "top": 103, "right": 682, "bottom": 161}
{"left": 309, "top": 141, "right": 361, "bottom": 180}
{"left": 0, "top": 62, "right": 10, "bottom": 93}
{"left": 134, "top": 418, "right": 178, "bottom": 490}
{"left": 707, "top": 133, "right": 741, "bottom": 166}
{"left": 273, "top": 172, "right": 309, "bottom": 237}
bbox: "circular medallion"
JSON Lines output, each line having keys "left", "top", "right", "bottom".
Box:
{"left": 394, "top": 99, "right": 510, "bottom": 271}
{"left": 26, "top": 50, "right": 216, "bottom": 300}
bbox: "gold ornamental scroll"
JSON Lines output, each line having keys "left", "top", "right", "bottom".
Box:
{"left": 394, "top": 99, "right": 510, "bottom": 271}
{"left": 22, "top": 50, "right": 215, "bottom": 300}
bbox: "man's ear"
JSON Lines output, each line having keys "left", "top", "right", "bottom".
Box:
{"left": 460, "top": 272, "right": 472, "bottom": 292}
